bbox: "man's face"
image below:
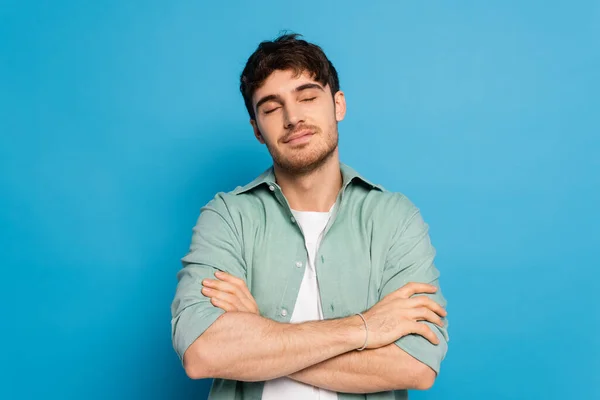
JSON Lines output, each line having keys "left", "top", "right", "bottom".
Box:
{"left": 250, "top": 69, "right": 346, "bottom": 174}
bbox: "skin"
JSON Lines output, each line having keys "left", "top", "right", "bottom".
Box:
{"left": 250, "top": 69, "right": 345, "bottom": 211}
{"left": 183, "top": 69, "right": 448, "bottom": 392}
{"left": 200, "top": 272, "right": 445, "bottom": 392}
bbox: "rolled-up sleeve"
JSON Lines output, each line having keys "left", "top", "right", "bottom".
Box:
{"left": 379, "top": 195, "right": 449, "bottom": 374}
{"left": 170, "top": 194, "right": 247, "bottom": 362}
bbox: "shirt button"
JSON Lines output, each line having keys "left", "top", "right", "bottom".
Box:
{"left": 295, "top": 261, "right": 303, "bottom": 268}
{"left": 290, "top": 216, "right": 296, "bottom": 223}
{"left": 268, "top": 185, "right": 275, "bottom": 191}
{"left": 281, "top": 308, "right": 288, "bottom": 317}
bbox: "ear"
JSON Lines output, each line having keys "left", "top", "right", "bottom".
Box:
{"left": 334, "top": 91, "right": 346, "bottom": 122}
{"left": 250, "top": 119, "right": 265, "bottom": 144}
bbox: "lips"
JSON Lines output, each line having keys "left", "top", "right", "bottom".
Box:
{"left": 284, "top": 129, "right": 314, "bottom": 143}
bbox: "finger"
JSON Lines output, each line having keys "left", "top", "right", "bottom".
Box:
{"left": 202, "top": 287, "right": 248, "bottom": 312}
{"left": 203, "top": 279, "right": 239, "bottom": 296}
{"left": 203, "top": 279, "right": 258, "bottom": 312}
{"left": 210, "top": 297, "right": 236, "bottom": 312}
{"left": 396, "top": 282, "right": 438, "bottom": 299}
{"left": 215, "top": 271, "right": 246, "bottom": 289}
{"left": 410, "top": 307, "right": 444, "bottom": 328}
{"left": 411, "top": 322, "right": 440, "bottom": 345}
{"left": 410, "top": 296, "right": 448, "bottom": 317}
{"left": 205, "top": 287, "right": 258, "bottom": 314}
{"left": 214, "top": 271, "right": 255, "bottom": 303}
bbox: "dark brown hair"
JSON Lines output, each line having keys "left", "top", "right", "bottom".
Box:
{"left": 240, "top": 32, "right": 340, "bottom": 120}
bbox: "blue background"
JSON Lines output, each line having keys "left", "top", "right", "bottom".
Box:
{"left": 1, "top": 1, "right": 599, "bottom": 399}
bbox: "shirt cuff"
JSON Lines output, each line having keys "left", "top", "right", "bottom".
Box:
{"left": 171, "top": 304, "right": 225, "bottom": 364}
{"left": 393, "top": 321, "right": 449, "bottom": 374}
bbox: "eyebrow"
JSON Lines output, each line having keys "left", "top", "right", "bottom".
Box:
{"left": 255, "top": 83, "right": 325, "bottom": 112}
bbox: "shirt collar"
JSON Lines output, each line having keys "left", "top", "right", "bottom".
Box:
{"left": 234, "top": 162, "right": 384, "bottom": 195}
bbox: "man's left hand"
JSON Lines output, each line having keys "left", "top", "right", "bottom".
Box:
{"left": 201, "top": 271, "right": 259, "bottom": 314}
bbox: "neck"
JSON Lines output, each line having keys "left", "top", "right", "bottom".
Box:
{"left": 273, "top": 149, "right": 343, "bottom": 212}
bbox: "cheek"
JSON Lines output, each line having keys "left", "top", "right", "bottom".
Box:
{"left": 314, "top": 100, "right": 336, "bottom": 120}
{"left": 313, "top": 107, "right": 336, "bottom": 129}
{"left": 256, "top": 118, "right": 281, "bottom": 143}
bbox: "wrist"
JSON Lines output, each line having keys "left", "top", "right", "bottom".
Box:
{"left": 355, "top": 313, "right": 368, "bottom": 350}
{"left": 343, "top": 314, "right": 367, "bottom": 350}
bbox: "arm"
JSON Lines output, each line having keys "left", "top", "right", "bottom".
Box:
{"left": 382, "top": 195, "right": 449, "bottom": 376}
{"left": 204, "top": 273, "right": 445, "bottom": 392}
{"left": 288, "top": 343, "right": 435, "bottom": 392}
{"left": 184, "top": 311, "right": 366, "bottom": 381}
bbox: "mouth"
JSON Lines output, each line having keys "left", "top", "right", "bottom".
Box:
{"left": 284, "top": 129, "right": 314, "bottom": 144}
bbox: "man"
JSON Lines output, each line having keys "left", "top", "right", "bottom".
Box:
{"left": 171, "top": 33, "right": 449, "bottom": 399}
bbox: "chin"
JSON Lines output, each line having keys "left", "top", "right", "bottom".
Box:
{"left": 275, "top": 147, "right": 337, "bottom": 174}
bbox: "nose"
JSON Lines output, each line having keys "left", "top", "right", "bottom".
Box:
{"left": 283, "top": 102, "right": 304, "bottom": 129}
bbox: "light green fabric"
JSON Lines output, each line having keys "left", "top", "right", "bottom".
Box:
{"left": 171, "top": 163, "right": 449, "bottom": 399}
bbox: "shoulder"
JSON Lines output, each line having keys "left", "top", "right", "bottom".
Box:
{"left": 341, "top": 163, "right": 419, "bottom": 220}
{"left": 358, "top": 187, "right": 421, "bottom": 224}
{"left": 201, "top": 188, "right": 263, "bottom": 221}
{"left": 198, "top": 177, "right": 271, "bottom": 233}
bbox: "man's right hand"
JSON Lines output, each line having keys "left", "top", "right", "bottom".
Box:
{"left": 361, "top": 282, "right": 447, "bottom": 349}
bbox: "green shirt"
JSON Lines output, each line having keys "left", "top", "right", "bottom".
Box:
{"left": 171, "top": 163, "right": 449, "bottom": 399}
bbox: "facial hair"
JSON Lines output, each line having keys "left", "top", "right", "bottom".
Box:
{"left": 263, "top": 122, "right": 339, "bottom": 175}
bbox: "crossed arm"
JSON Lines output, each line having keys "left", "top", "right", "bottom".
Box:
{"left": 191, "top": 273, "right": 439, "bottom": 392}
{"left": 171, "top": 196, "right": 449, "bottom": 393}
{"left": 289, "top": 342, "right": 436, "bottom": 392}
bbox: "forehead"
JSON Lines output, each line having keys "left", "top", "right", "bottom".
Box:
{"left": 252, "top": 69, "right": 325, "bottom": 103}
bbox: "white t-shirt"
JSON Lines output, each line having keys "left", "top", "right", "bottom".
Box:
{"left": 261, "top": 205, "right": 338, "bottom": 400}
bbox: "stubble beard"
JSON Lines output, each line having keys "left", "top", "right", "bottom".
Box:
{"left": 267, "top": 125, "right": 339, "bottom": 175}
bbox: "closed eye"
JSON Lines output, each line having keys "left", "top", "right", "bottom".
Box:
{"left": 302, "top": 97, "right": 317, "bottom": 102}
{"left": 264, "top": 106, "right": 281, "bottom": 114}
